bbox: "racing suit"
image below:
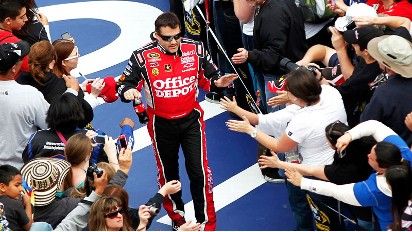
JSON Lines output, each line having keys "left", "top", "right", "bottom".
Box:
{"left": 118, "top": 38, "right": 220, "bottom": 230}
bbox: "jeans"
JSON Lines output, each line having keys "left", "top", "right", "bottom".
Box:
{"left": 307, "top": 192, "right": 346, "bottom": 230}
{"left": 285, "top": 181, "right": 315, "bottom": 231}
{"left": 242, "top": 33, "right": 259, "bottom": 94}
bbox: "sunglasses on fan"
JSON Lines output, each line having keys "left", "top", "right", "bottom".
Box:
{"left": 104, "top": 208, "right": 124, "bottom": 219}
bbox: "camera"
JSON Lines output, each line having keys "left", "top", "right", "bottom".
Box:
{"left": 307, "top": 65, "right": 321, "bottom": 75}
{"left": 146, "top": 203, "right": 159, "bottom": 216}
{"left": 279, "top": 57, "right": 299, "bottom": 72}
{"left": 86, "top": 163, "right": 103, "bottom": 179}
{"left": 334, "top": 16, "right": 356, "bottom": 32}
{"left": 279, "top": 57, "right": 319, "bottom": 76}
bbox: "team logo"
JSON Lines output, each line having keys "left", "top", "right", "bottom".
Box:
{"left": 149, "top": 62, "right": 159, "bottom": 68}
{"left": 181, "top": 56, "right": 195, "bottom": 69}
{"left": 164, "top": 64, "right": 172, "bottom": 72}
{"left": 147, "top": 52, "right": 160, "bottom": 59}
{"left": 152, "top": 68, "right": 159, "bottom": 76}
{"left": 119, "top": 74, "right": 126, "bottom": 82}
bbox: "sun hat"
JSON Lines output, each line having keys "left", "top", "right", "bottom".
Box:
{"left": 21, "top": 158, "right": 71, "bottom": 206}
{"left": 367, "top": 35, "right": 412, "bottom": 77}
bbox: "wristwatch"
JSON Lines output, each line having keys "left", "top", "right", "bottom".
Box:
{"left": 249, "top": 127, "right": 258, "bottom": 138}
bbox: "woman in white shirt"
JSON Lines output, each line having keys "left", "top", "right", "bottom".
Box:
{"left": 221, "top": 67, "right": 347, "bottom": 230}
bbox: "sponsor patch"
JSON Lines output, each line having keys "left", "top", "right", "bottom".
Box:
{"left": 148, "top": 58, "right": 161, "bottom": 62}
{"left": 152, "top": 68, "right": 159, "bottom": 76}
{"left": 147, "top": 52, "right": 160, "bottom": 59}
{"left": 149, "top": 62, "right": 159, "bottom": 68}
{"left": 181, "top": 56, "right": 195, "bottom": 69}
{"left": 164, "top": 64, "right": 172, "bottom": 72}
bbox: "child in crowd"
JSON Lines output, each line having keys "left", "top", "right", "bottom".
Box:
{"left": 0, "top": 165, "right": 32, "bottom": 231}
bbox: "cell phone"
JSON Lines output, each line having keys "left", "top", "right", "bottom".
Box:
{"left": 61, "top": 32, "right": 73, "bottom": 40}
{"left": 93, "top": 134, "right": 106, "bottom": 144}
{"left": 118, "top": 134, "right": 127, "bottom": 149}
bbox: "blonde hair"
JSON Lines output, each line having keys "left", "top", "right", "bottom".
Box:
{"left": 97, "top": 162, "right": 115, "bottom": 181}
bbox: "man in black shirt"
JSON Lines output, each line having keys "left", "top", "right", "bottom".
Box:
{"left": 231, "top": 0, "right": 307, "bottom": 113}
{"left": 338, "top": 25, "right": 384, "bottom": 127}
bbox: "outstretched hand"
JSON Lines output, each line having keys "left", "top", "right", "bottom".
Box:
{"left": 220, "top": 96, "right": 238, "bottom": 112}
{"left": 178, "top": 221, "right": 202, "bottom": 231}
{"left": 285, "top": 169, "right": 302, "bottom": 187}
{"left": 225, "top": 115, "right": 254, "bottom": 134}
{"left": 159, "top": 180, "right": 181, "bottom": 196}
{"left": 214, "top": 73, "right": 238, "bottom": 88}
{"left": 258, "top": 151, "right": 280, "bottom": 169}
{"left": 267, "top": 91, "right": 289, "bottom": 107}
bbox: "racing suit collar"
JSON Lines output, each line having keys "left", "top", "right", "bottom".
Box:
{"left": 155, "top": 40, "right": 182, "bottom": 56}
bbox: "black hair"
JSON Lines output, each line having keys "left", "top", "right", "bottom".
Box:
{"left": 0, "top": 165, "right": 20, "bottom": 185}
{"left": 46, "top": 93, "right": 85, "bottom": 133}
{"left": 155, "top": 12, "right": 181, "bottom": 33}
{"left": 285, "top": 67, "right": 322, "bottom": 106}
{"left": 325, "top": 121, "right": 349, "bottom": 146}
{"left": 20, "top": 0, "right": 37, "bottom": 22}
{"left": 375, "top": 141, "right": 402, "bottom": 169}
{"left": 0, "top": 0, "right": 25, "bottom": 22}
{"left": 386, "top": 161, "right": 412, "bottom": 231}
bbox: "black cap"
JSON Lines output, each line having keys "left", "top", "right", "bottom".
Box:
{"left": 343, "top": 26, "right": 384, "bottom": 50}
{"left": 384, "top": 26, "right": 412, "bottom": 42}
{"left": 0, "top": 41, "right": 30, "bottom": 73}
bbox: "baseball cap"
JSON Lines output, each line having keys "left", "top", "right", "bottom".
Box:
{"left": 334, "top": 3, "right": 377, "bottom": 32}
{"left": 346, "top": 3, "right": 377, "bottom": 18}
{"left": 343, "top": 26, "right": 384, "bottom": 50}
{"left": 85, "top": 76, "right": 119, "bottom": 103}
{"left": 0, "top": 41, "right": 30, "bottom": 73}
{"left": 21, "top": 158, "right": 71, "bottom": 206}
{"left": 367, "top": 35, "right": 412, "bottom": 77}
{"left": 384, "top": 26, "right": 412, "bottom": 42}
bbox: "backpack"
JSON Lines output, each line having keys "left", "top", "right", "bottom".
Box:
{"left": 295, "top": 0, "right": 335, "bottom": 23}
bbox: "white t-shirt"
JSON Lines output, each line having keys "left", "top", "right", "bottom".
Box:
{"left": 286, "top": 85, "right": 347, "bottom": 165}
{"left": 256, "top": 104, "right": 300, "bottom": 137}
{"left": 242, "top": 19, "right": 254, "bottom": 36}
{"left": 257, "top": 85, "right": 347, "bottom": 165}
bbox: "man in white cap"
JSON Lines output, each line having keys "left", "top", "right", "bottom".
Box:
{"left": 0, "top": 41, "right": 49, "bottom": 169}
{"left": 361, "top": 34, "right": 412, "bottom": 146}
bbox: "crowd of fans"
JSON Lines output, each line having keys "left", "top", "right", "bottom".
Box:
{"left": 1, "top": 0, "right": 412, "bottom": 230}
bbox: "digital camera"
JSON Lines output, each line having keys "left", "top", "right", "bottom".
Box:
{"left": 86, "top": 163, "right": 103, "bottom": 179}
{"left": 146, "top": 203, "right": 160, "bottom": 216}
{"left": 334, "top": 16, "right": 356, "bottom": 32}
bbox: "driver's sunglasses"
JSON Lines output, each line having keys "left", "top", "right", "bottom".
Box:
{"left": 158, "top": 32, "right": 183, "bottom": 42}
{"left": 104, "top": 208, "right": 124, "bottom": 219}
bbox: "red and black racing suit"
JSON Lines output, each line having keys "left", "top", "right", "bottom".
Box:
{"left": 118, "top": 38, "right": 221, "bottom": 230}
